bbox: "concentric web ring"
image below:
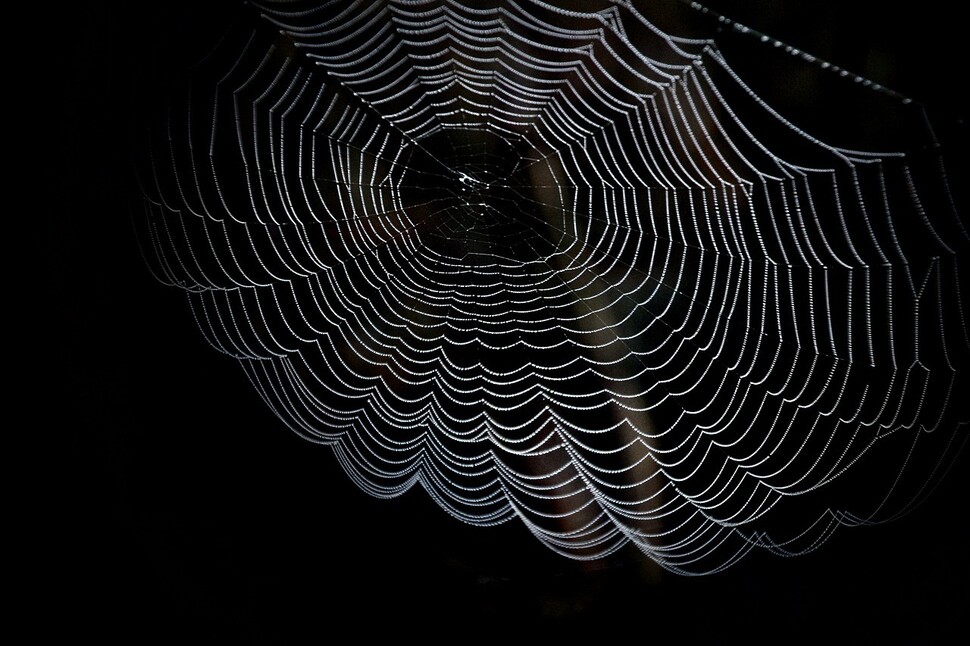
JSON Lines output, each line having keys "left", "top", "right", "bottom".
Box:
{"left": 137, "top": 0, "right": 968, "bottom": 574}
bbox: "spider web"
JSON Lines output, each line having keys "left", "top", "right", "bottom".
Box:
{"left": 136, "top": 0, "right": 969, "bottom": 574}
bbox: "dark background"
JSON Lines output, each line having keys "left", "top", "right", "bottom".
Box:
{"left": 36, "top": 1, "right": 966, "bottom": 642}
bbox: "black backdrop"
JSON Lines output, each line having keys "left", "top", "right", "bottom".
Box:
{"left": 38, "top": 1, "right": 967, "bottom": 642}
